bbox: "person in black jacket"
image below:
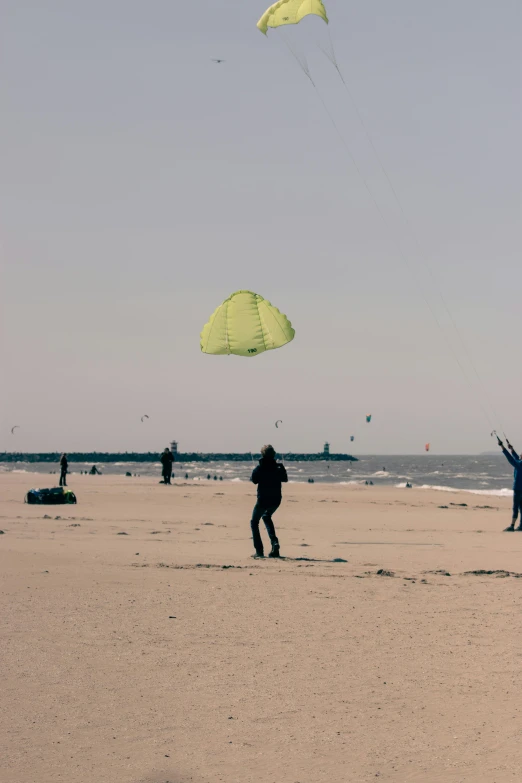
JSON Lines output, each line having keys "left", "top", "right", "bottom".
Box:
{"left": 160, "top": 448, "right": 174, "bottom": 485}
{"left": 250, "top": 445, "right": 288, "bottom": 558}
{"left": 59, "top": 453, "right": 68, "bottom": 487}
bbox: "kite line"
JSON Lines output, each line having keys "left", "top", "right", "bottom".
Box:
{"left": 278, "top": 27, "right": 501, "bottom": 432}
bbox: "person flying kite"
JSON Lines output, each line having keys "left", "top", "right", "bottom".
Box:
{"left": 496, "top": 434, "right": 522, "bottom": 531}
{"left": 250, "top": 445, "right": 288, "bottom": 558}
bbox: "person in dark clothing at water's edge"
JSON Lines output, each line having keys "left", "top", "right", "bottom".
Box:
{"left": 59, "top": 453, "right": 68, "bottom": 487}
{"left": 160, "top": 448, "right": 174, "bottom": 485}
{"left": 498, "top": 436, "right": 522, "bottom": 531}
{"left": 250, "top": 445, "right": 287, "bottom": 558}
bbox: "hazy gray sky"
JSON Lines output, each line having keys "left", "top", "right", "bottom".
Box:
{"left": 1, "top": 1, "right": 520, "bottom": 454}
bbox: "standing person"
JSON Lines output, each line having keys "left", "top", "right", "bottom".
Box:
{"left": 59, "top": 453, "right": 68, "bottom": 487}
{"left": 497, "top": 436, "right": 522, "bottom": 531}
{"left": 160, "top": 447, "right": 174, "bottom": 485}
{"left": 250, "top": 445, "right": 287, "bottom": 558}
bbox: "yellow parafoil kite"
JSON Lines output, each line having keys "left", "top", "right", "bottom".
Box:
{"left": 257, "top": 0, "right": 329, "bottom": 35}
{"left": 201, "top": 290, "right": 295, "bottom": 357}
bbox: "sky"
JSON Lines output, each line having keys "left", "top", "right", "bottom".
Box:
{"left": 1, "top": 0, "right": 520, "bottom": 455}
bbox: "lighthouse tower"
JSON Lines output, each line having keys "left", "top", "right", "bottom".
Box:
{"left": 170, "top": 440, "right": 178, "bottom": 456}
{"left": 323, "top": 442, "right": 330, "bottom": 458}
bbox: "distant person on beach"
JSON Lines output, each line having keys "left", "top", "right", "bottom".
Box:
{"left": 250, "top": 445, "right": 287, "bottom": 558}
{"left": 59, "top": 453, "right": 68, "bottom": 487}
{"left": 89, "top": 465, "right": 100, "bottom": 475}
{"left": 160, "top": 447, "right": 174, "bottom": 485}
{"left": 498, "top": 436, "right": 522, "bottom": 531}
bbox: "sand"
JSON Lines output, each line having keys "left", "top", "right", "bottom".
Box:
{"left": 1, "top": 472, "right": 522, "bottom": 783}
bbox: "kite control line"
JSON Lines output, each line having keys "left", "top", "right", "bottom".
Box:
{"left": 492, "top": 430, "right": 515, "bottom": 453}
{"left": 319, "top": 29, "right": 507, "bottom": 435}
{"left": 261, "top": 3, "right": 505, "bottom": 438}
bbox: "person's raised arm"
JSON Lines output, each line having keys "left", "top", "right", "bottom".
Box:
{"left": 502, "top": 447, "right": 517, "bottom": 469}
{"left": 506, "top": 439, "right": 519, "bottom": 460}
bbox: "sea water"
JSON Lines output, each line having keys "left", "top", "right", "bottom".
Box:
{"left": 1, "top": 454, "right": 515, "bottom": 497}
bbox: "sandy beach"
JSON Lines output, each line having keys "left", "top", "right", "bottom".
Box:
{"left": 2, "top": 472, "right": 522, "bottom": 783}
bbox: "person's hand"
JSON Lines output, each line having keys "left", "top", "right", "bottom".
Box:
{"left": 498, "top": 438, "right": 504, "bottom": 448}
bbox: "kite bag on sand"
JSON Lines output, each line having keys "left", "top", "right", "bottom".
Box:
{"left": 25, "top": 487, "right": 77, "bottom": 505}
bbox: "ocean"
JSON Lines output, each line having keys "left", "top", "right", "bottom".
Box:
{"left": 1, "top": 454, "right": 515, "bottom": 497}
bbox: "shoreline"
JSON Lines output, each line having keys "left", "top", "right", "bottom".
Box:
{"left": 1, "top": 468, "right": 514, "bottom": 498}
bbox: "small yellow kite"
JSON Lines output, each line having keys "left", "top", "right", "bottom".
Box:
{"left": 257, "top": 0, "right": 329, "bottom": 35}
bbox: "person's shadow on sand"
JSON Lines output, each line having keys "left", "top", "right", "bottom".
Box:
{"left": 276, "top": 556, "right": 348, "bottom": 564}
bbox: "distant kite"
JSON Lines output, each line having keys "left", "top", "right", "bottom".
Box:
{"left": 201, "top": 290, "right": 295, "bottom": 358}
{"left": 212, "top": 59, "right": 226, "bottom": 64}
{"left": 366, "top": 415, "right": 372, "bottom": 423}
{"left": 350, "top": 435, "right": 355, "bottom": 442}
{"left": 141, "top": 415, "right": 149, "bottom": 423}
{"left": 275, "top": 420, "right": 283, "bottom": 428}
{"left": 11, "top": 425, "right": 20, "bottom": 435}
{"left": 425, "top": 443, "right": 430, "bottom": 452}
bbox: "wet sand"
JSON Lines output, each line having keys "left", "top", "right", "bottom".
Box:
{"left": 1, "top": 472, "right": 522, "bottom": 783}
